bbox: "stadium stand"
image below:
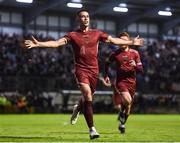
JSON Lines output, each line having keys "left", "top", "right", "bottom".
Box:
{"left": 0, "top": 33, "right": 179, "bottom": 114}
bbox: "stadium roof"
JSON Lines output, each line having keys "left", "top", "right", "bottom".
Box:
{"left": 0, "top": 0, "right": 180, "bottom": 33}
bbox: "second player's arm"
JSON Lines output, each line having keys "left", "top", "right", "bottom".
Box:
{"left": 134, "top": 52, "right": 144, "bottom": 73}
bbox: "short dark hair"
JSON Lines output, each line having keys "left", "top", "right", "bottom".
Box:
{"left": 118, "top": 32, "right": 130, "bottom": 38}
{"left": 76, "top": 8, "right": 89, "bottom": 16}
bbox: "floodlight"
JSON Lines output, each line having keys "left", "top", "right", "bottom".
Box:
{"left": 67, "top": 2, "right": 83, "bottom": 8}
{"left": 72, "top": 0, "right": 81, "bottom": 3}
{"left": 16, "top": 0, "right": 33, "bottom": 3}
{"left": 113, "top": 7, "right": 128, "bottom": 12}
{"left": 158, "top": 11, "right": 172, "bottom": 16}
{"left": 119, "top": 3, "right": 127, "bottom": 7}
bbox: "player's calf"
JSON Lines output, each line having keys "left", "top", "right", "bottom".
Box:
{"left": 118, "top": 110, "right": 125, "bottom": 124}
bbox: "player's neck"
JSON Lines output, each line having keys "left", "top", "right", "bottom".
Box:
{"left": 121, "top": 47, "right": 129, "bottom": 52}
{"left": 80, "top": 26, "right": 89, "bottom": 32}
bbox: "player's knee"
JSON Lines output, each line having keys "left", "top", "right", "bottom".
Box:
{"left": 127, "top": 98, "right": 132, "bottom": 105}
{"left": 126, "top": 94, "right": 132, "bottom": 105}
{"left": 83, "top": 92, "right": 92, "bottom": 101}
{"left": 114, "top": 105, "right": 121, "bottom": 110}
{"left": 80, "top": 84, "right": 92, "bottom": 101}
{"left": 123, "top": 98, "right": 132, "bottom": 106}
{"left": 85, "top": 96, "right": 92, "bottom": 101}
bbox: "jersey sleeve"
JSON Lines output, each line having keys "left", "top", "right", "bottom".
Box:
{"left": 134, "top": 51, "right": 142, "bottom": 66}
{"left": 99, "top": 30, "right": 109, "bottom": 42}
{"left": 63, "top": 32, "right": 72, "bottom": 43}
{"left": 134, "top": 51, "right": 143, "bottom": 73}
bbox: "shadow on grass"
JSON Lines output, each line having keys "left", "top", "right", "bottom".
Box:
{"left": 50, "top": 131, "right": 87, "bottom": 134}
{"left": 0, "top": 136, "right": 54, "bottom": 139}
{"left": 0, "top": 135, "right": 90, "bottom": 142}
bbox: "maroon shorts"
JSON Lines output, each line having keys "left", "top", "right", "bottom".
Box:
{"left": 116, "top": 81, "right": 136, "bottom": 99}
{"left": 74, "top": 68, "right": 98, "bottom": 94}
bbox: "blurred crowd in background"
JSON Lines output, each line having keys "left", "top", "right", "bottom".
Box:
{"left": 0, "top": 33, "right": 179, "bottom": 113}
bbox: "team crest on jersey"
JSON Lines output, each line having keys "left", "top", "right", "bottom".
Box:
{"left": 122, "top": 55, "right": 129, "bottom": 61}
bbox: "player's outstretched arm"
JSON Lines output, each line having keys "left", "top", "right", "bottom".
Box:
{"left": 24, "top": 36, "right": 68, "bottom": 49}
{"left": 107, "top": 35, "right": 144, "bottom": 46}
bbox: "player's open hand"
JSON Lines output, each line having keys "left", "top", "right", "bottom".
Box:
{"left": 133, "top": 35, "right": 144, "bottom": 46}
{"left": 24, "top": 36, "right": 39, "bottom": 49}
{"left": 104, "top": 76, "right": 112, "bottom": 87}
{"left": 99, "top": 76, "right": 111, "bottom": 87}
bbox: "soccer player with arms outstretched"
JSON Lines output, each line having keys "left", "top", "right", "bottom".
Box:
{"left": 104, "top": 32, "right": 143, "bottom": 134}
{"left": 24, "top": 9, "right": 144, "bottom": 139}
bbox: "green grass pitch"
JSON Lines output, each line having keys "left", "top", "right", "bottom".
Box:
{"left": 0, "top": 114, "right": 180, "bottom": 142}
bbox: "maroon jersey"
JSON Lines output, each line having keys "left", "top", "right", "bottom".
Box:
{"left": 64, "top": 29, "right": 109, "bottom": 74}
{"left": 109, "top": 48, "right": 142, "bottom": 84}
